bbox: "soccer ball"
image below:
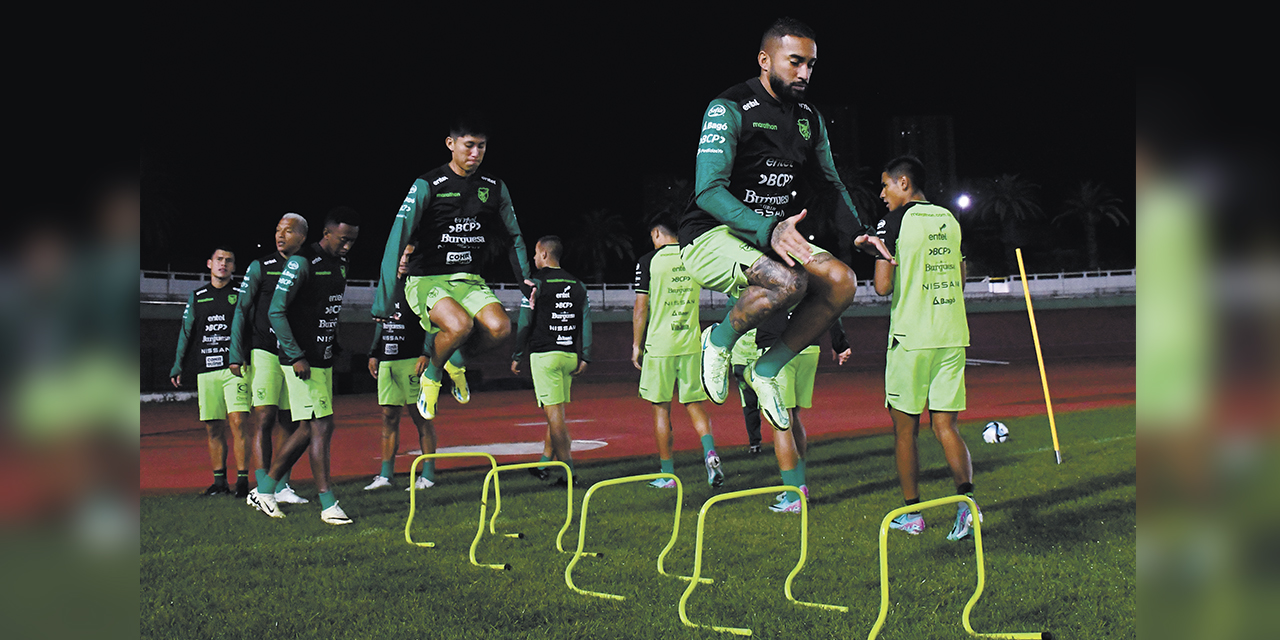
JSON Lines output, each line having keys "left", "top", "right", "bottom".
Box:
{"left": 982, "top": 421, "right": 1010, "bottom": 443}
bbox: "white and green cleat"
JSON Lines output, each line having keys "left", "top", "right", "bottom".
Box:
{"left": 700, "top": 324, "right": 732, "bottom": 405}
{"left": 417, "top": 375, "right": 443, "bottom": 420}
{"left": 444, "top": 361, "right": 470, "bottom": 404}
{"left": 745, "top": 363, "right": 790, "bottom": 430}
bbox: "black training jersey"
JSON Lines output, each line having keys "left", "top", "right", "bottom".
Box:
{"left": 368, "top": 277, "right": 430, "bottom": 361}
{"left": 171, "top": 281, "right": 239, "bottom": 378}
{"left": 512, "top": 267, "right": 593, "bottom": 361}
{"left": 270, "top": 242, "right": 348, "bottom": 367}
{"left": 229, "top": 251, "right": 291, "bottom": 364}
{"left": 679, "top": 78, "right": 866, "bottom": 254}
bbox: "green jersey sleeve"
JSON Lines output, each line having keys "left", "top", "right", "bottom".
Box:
{"left": 373, "top": 178, "right": 429, "bottom": 319}
{"left": 170, "top": 290, "right": 197, "bottom": 378}
{"left": 269, "top": 255, "right": 310, "bottom": 364}
{"left": 499, "top": 182, "right": 532, "bottom": 292}
{"left": 229, "top": 260, "right": 261, "bottom": 365}
{"left": 581, "top": 294, "right": 593, "bottom": 363}
{"left": 693, "top": 98, "right": 777, "bottom": 248}
{"left": 510, "top": 277, "right": 540, "bottom": 360}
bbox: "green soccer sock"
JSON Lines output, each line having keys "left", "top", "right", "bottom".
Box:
{"left": 423, "top": 460, "right": 436, "bottom": 482}
{"left": 709, "top": 321, "right": 742, "bottom": 349}
{"left": 318, "top": 490, "right": 337, "bottom": 510}
{"left": 255, "top": 468, "right": 269, "bottom": 488}
{"left": 212, "top": 469, "right": 227, "bottom": 486}
{"left": 700, "top": 435, "right": 716, "bottom": 458}
{"left": 380, "top": 460, "right": 394, "bottom": 479}
{"left": 797, "top": 458, "right": 806, "bottom": 480}
{"left": 279, "top": 470, "right": 292, "bottom": 490}
{"left": 754, "top": 343, "right": 797, "bottom": 378}
{"left": 448, "top": 350, "right": 465, "bottom": 368}
{"left": 660, "top": 458, "right": 674, "bottom": 474}
{"left": 423, "top": 361, "right": 444, "bottom": 383}
{"left": 780, "top": 468, "right": 801, "bottom": 502}
{"left": 538, "top": 454, "right": 551, "bottom": 471}
{"left": 258, "top": 475, "right": 278, "bottom": 495}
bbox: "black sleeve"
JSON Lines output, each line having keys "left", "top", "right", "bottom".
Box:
{"left": 875, "top": 208, "right": 905, "bottom": 259}
{"left": 634, "top": 250, "right": 654, "bottom": 294}
{"left": 828, "top": 318, "right": 850, "bottom": 353}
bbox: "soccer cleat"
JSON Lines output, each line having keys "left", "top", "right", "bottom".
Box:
{"left": 203, "top": 483, "right": 232, "bottom": 497}
{"left": 320, "top": 501, "right": 353, "bottom": 525}
{"left": 527, "top": 467, "right": 550, "bottom": 481}
{"left": 247, "top": 488, "right": 285, "bottom": 518}
{"left": 889, "top": 512, "right": 926, "bottom": 535}
{"left": 417, "top": 376, "right": 443, "bottom": 420}
{"left": 405, "top": 476, "right": 436, "bottom": 491}
{"left": 444, "top": 361, "right": 470, "bottom": 404}
{"left": 748, "top": 444, "right": 762, "bottom": 455}
{"left": 363, "top": 475, "right": 392, "bottom": 491}
{"left": 275, "top": 485, "right": 309, "bottom": 504}
{"left": 744, "top": 363, "right": 790, "bottom": 430}
{"left": 648, "top": 477, "right": 676, "bottom": 489}
{"left": 704, "top": 450, "right": 725, "bottom": 488}
{"left": 700, "top": 325, "right": 732, "bottom": 405}
{"left": 769, "top": 497, "right": 802, "bottom": 513}
{"left": 234, "top": 482, "right": 250, "bottom": 499}
{"left": 553, "top": 475, "right": 584, "bottom": 488}
{"left": 775, "top": 485, "right": 808, "bottom": 504}
{"left": 947, "top": 501, "right": 983, "bottom": 541}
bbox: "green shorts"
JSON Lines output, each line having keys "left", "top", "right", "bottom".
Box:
{"left": 884, "top": 343, "right": 966, "bottom": 415}
{"left": 680, "top": 225, "right": 826, "bottom": 299}
{"left": 404, "top": 273, "right": 503, "bottom": 332}
{"left": 249, "top": 348, "right": 290, "bottom": 408}
{"left": 377, "top": 358, "right": 421, "bottom": 407}
{"left": 281, "top": 365, "right": 334, "bottom": 420}
{"left": 530, "top": 351, "right": 578, "bottom": 407}
{"left": 639, "top": 352, "right": 708, "bottom": 404}
{"left": 787, "top": 346, "right": 820, "bottom": 410}
{"left": 730, "top": 328, "right": 760, "bottom": 367}
{"left": 197, "top": 368, "right": 251, "bottom": 421}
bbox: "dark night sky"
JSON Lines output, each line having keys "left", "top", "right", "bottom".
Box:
{"left": 144, "top": 6, "right": 1132, "bottom": 280}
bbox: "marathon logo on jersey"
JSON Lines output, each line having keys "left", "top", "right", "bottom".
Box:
{"left": 205, "top": 355, "right": 224, "bottom": 369}
{"left": 446, "top": 251, "right": 473, "bottom": 265}
{"left": 742, "top": 98, "right": 760, "bottom": 111}
{"left": 707, "top": 104, "right": 726, "bottom": 118}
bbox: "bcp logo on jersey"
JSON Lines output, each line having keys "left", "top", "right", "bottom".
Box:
{"left": 707, "top": 104, "right": 726, "bottom": 118}
{"left": 478, "top": 187, "right": 489, "bottom": 203}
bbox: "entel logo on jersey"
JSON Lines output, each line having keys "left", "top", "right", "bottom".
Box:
{"left": 707, "top": 104, "right": 726, "bottom": 118}
{"left": 431, "top": 176, "right": 448, "bottom": 186}
{"left": 481, "top": 176, "right": 496, "bottom": 185}
{"left": 742, "top": 98, "right": 760, "bottom": 111}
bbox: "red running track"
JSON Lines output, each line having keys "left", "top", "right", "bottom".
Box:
{"left": 141, "top": 358, "right": 1133, "bottom": 494}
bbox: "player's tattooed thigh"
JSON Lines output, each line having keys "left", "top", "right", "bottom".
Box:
{"left": 744, "top": 255, "right": 807, "bottom": 299}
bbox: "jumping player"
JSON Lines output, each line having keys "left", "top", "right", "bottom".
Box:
{"left": 632, "top": 220, "right": 724, "bottom": 488}
{"left": 363, "top": 244, "right": 437, "bottom": 492}
{"left": 228, "top": 213, "right": 309, "bottom": 505}
{"left": 511, "top": 237, "right": 591, "bottom": 486}
{"left": 873, "top": 156, "right": 978, "bottom": 540}
{"left": 170, "top": 246, "right": 250, "bottom": 497}
{"left": 247, "top": 207, "right": 360, "bottom": 525}
{"left": 372, "top": 114, "right": 533, "bottom": 421}
{"left": 679, "top": 17, "right": 893, "bottom": 431}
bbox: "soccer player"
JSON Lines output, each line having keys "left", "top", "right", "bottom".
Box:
{"left": 510, "top": 237, "right": 591, "bottom": 486}
{"left": 363, "top": 243, "right": 438, "bottom": 492}
{"left": 228, "top": 213, "right": 309, "bottom": 506}
{"left": 678, "top": 17, "right": 893, "bottom": 432}
{"left": 247, "top": 207, "right": 360, "bottom": 525}
{"left": 632, "top": 220, "right": 724, "bottom": 488}
{"left": 372, "top": 114, "right": 533, "bottom": 421}
{"left": 873, "top": 156, "right": 978, "bottom": 540}
{"left": 169, "top": 246, "right": 251, "bottom": 497}
{"left": 754, "top": 310, "right": 851, "bottom": 513}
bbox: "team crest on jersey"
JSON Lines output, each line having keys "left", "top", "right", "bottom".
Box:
{"left": 340, "top": 265, "right": 347, "bottom": 278}
{"left": 228, "top": 294, "right": 237, "bottom": 305}
{"left": 477, "top": 187, "right": 489, "bottom": 203}
{"left": 797, "top": 119, "right": 811, "bottom": 140}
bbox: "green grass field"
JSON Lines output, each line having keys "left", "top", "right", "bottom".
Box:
{"left": 141, "top": 406, "right": 1135, "bottom": 639}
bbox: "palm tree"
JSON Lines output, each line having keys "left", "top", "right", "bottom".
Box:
{"left": 1052, "top": 180, "right": 1129, "bottom": 271}
{"left": 972, "top": 173, "right": 1043, "bottom": 274}
{"left": 568, "top": 208, "right": 635, "bottom": 283}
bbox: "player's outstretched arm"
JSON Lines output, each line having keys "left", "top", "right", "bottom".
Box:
{"left": 873, "top": 259, "right": 895, "bottom": 296}
{"left": 498, "top": 182, "right": 533, "bottom": 296}
{"left": 170, "top": 290, "right": 196, "bottom": 381}
{"left": 374, "top": 180, "right": 427, "bottom": 320}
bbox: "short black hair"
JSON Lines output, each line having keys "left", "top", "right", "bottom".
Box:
{"left": 536, "top": 235, "right": 564, "bottom": 261}
{"left": 449, "top": 112, "right": 490, "bottom": 140}
{"left": 324, "top": 205, "right": 361, "bottom": 229}
{"left": 884, "top": 156, "right": 927, "bottom": 193}
{"left": 760, "top": 17, "right": 818, "bottom": 50}
{"left": 648, "top": 219, "right": 677, "bottom": 237}
{"left": 211, "top": 244, "right": 235, "bottom": 259}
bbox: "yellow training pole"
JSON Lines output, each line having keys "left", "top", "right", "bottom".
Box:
{"left": 564, "top": 473, "right": 710, "bottom": 601}
{"left": 1015, "top": 248, "right": 1063, "bottom": 464}
{"left": 868, "top": 495, "right": 1049, "bottom": 640}
{"left": 469, "top": 461, "right": 574, "bottom": 570}
{"left": 404, "top": 452, "right": 499, "bottom": 548}
{"left": 679, "top": 485, "right": 846, "bottom": 637}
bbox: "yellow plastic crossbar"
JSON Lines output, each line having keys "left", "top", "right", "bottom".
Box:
{"left": 564, "top": 473, "right": 711, "bottom": 601}
{"left": 869, "top": 495, "right": 1049, "bottom": 640}
{"left": 404, "top": 452, "right": 499, "bottom": 548}
{"left": 469, "top": 461, "right": 574, "bottom": 570}
{"left": 679, "top": 485, "right": 847, "bottom": 636}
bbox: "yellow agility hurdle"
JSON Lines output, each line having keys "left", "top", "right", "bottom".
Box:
{"left": 404, "top": 452, "right": 499, "bottom": 548}
{"left": 564, "top": 473, "right": 711, "bottom": 601}
{"left": 868, "top": 495, "right": 1051, "bottom": 640}
{"left": 469, "top": 461, "right": 574, "bottom": 571}
{"left": 679, "top": 485, "right": 847, "bottom": 636}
